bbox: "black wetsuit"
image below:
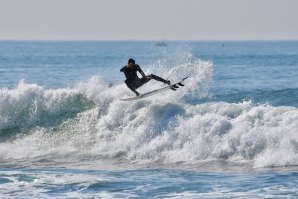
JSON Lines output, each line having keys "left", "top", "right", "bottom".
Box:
{"left": 120, "top": 64, "right": 147, "bottom": 89}
{"left": 120, "top": 64, "right": 169, "bottom": 95}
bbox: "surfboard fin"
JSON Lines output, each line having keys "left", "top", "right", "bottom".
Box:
{"left": 170, "top": 87, "right": 177, "bottom": 91}
{"left": 172, "top": 84, "right": 179, "bottom": 89}
{"left": 177, "top": 82, "right": 184, "bottom": 86}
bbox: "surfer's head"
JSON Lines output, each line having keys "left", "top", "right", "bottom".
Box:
{"left": 128, "top": 58, "right": 135, "bottom": 65}
{"left": 128, "top": 58, "right": 136, "bottom": 68}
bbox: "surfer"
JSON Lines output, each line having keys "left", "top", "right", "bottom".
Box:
{"left": 120, "top": 58, "right": 170, "bottom": 96}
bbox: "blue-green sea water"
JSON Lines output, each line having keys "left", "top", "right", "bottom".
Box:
{"left": 0, "top": 41, "right": 298, "bottom": 198}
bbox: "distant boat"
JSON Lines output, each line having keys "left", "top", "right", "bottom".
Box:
{"left": 155, "top": 41, "right": 167, "bottom": 47}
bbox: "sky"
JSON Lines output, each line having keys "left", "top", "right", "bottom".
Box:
{"left": 0, "top": 0, "right": 297, "bottom": 40}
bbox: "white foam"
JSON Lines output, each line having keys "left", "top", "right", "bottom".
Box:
{"left": 0, "top": 170, "right": 114, "bottom": 199}
{"left": 1, "top": 53, "right": 297, "bottom": 168}
{"left": 0, "top": 80, "right": 82, "bottom": 131}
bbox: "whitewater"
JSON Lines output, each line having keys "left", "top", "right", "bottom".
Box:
{"left": 0, "top": 41, "right": 297, "bottom": 198}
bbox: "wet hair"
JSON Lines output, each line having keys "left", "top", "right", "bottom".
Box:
{"left": 128, "top": 58, "right": 135, "bottom": 64}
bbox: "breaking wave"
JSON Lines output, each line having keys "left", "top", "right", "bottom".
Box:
{"left": 0, "top": 54, "right": 298, "bottom": 168}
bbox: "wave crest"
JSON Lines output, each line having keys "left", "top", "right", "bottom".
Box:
{"left": 1, "top": 55, "right": 297, "bottom": 168}
{"left": 0, "top": 80, "right": 95, "bottom": 138}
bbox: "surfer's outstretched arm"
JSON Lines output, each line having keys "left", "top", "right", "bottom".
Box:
{"left": 136, "top": 65, "right": 146, "bottom": 78}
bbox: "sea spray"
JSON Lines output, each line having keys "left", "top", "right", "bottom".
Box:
{"left": 2, "top": 96, "right": 297, "bottom": 168}
{"left": 0, "top": 80, "right": 95, "bottom": 138}
{"left": 1, "top": 50, "right": 297, "bottom": 168}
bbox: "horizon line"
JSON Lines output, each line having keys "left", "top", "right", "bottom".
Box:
{"left": 1, "top": 39, "right": 298, "bottom": 42}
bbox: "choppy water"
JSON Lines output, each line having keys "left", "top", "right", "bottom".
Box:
{"left": 0, "top": 41, "right": 298, "bottom": 198}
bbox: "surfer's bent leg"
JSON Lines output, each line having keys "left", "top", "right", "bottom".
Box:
{"left": 139, "top": 76, "right": 151, "bottom": 85}
{"left": 150, "top": 74, "right": 171, "bottom": 85}
{"left": 125, "top": 81, "right": 140, "bottom": 96}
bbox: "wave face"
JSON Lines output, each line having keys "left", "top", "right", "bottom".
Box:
{"left": 0, "top": 80, "right": 95, "bottom": 139}
{"left": 0, "top": 54, "right": 298, "bottom": 169}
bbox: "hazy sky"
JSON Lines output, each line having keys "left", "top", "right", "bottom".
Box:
{"left": 0, "top": 0, "right": 297, "bottom": 40}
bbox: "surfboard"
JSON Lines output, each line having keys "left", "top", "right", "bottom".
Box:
{"left": 120, "top": 76, "right": 189, "bottom": 101}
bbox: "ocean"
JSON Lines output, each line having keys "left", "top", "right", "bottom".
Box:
{"left": 0, "top": 41, "right": 297, "bottom": 198}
